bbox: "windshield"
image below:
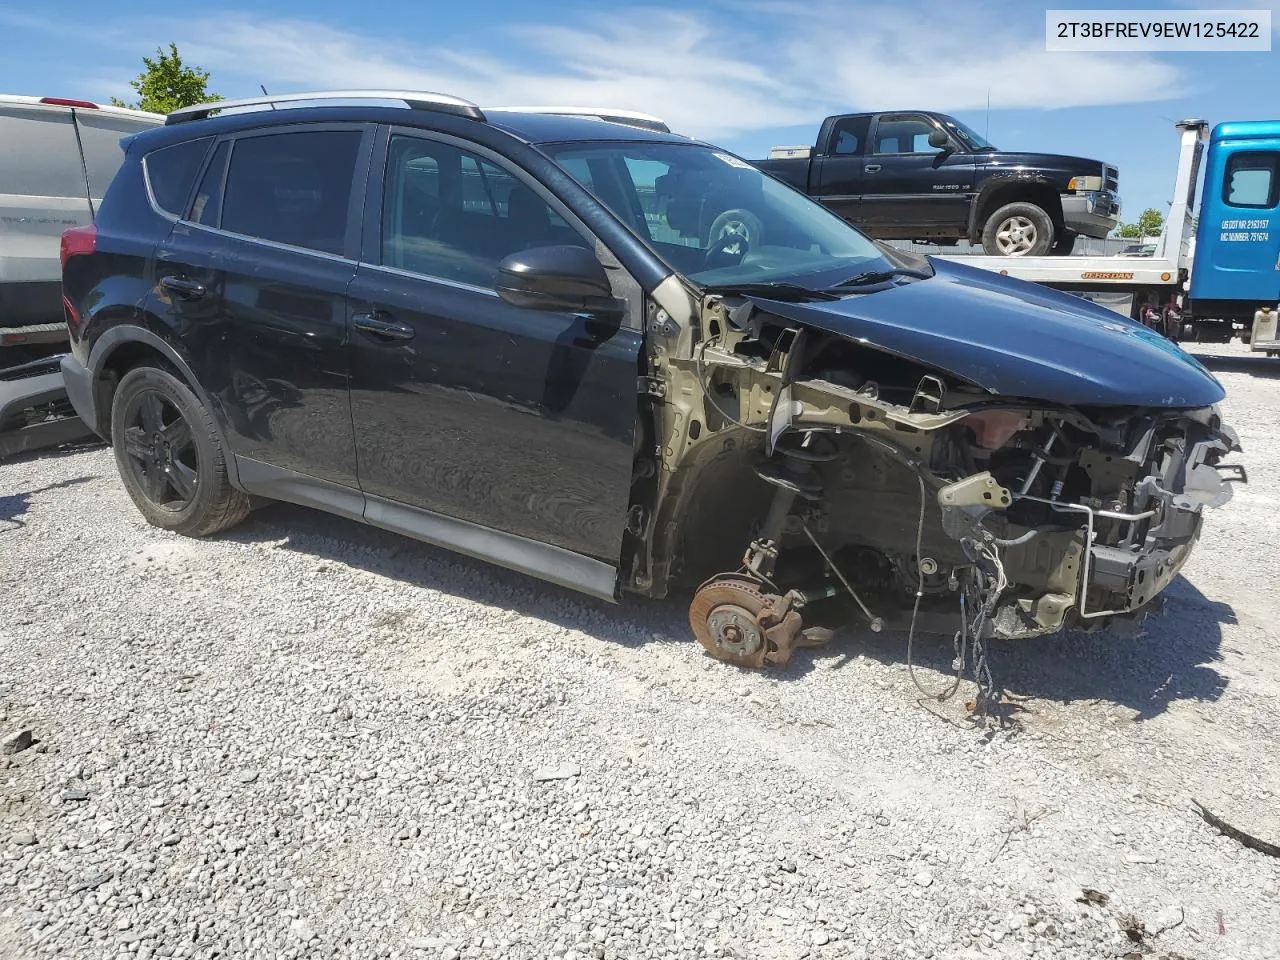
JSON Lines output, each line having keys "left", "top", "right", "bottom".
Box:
{"left": 540, "top": 140, "right": 894, "bottom": 289}
{"left": 942, "top": 117, "right": 996, "bottom": 151}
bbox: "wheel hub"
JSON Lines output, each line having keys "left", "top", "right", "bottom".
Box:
{"left": 996, "top": 216, "right": 1037, "bottom": 255}
{"left": 688, "top": 577, "right": 805, "bottom": 669}
{"left": 705, "top": 603, "right": 764, "bottom": 659}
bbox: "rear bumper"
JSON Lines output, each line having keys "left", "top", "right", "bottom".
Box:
{"left": 0, "top": 354, "right": 94, "bottom": 460}
{"left": 1061, "top": 190, "right": 1120, "bottom": 239}
{"left": 60, "top": 352, "right": 101, "bottom": 436}
{"left": 0, "top": 320, "right": 69, "bottom": 347}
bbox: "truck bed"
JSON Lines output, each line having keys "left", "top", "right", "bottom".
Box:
{"left": 750, "top": 157, "right": 809, "bottom": 190}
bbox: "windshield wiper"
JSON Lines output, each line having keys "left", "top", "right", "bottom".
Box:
{"left": 829, "top": 267, "right": 933, "bottom": 288}
{"left": 702, "top": 282, "right": 842, "bottom": 302}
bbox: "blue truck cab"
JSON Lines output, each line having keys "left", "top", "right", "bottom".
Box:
{"left": 1190, "top": 120, "right": 1280, "bottom": 318}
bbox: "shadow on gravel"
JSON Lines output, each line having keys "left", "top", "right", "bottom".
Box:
{"left": 852, "top": 574, "right": 1232, "bottom": 721}
{"left": 0, "top": 475, "right": 97, "bottom": 529}
{"left": 222, "top": 503, "right": 1234, "bottom": 716}
{"left": 1193, "top": 353, "right": 1280, "bottom": 379}
{"left": 222, "top": 502, "right": 694, "bottom": 654}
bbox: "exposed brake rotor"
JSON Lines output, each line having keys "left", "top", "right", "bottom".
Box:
{"left": 689, "top": 576, "right": 805, "bottom": 668}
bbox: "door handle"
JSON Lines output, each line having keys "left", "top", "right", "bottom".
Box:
{"left": 352, "top": 312, "right": 415, "bottom": 342}
{"left": 864, "top": 164, "right": 881, "bottom": 173}
{"left": 160, "top": 275, "right": 207, "bottom": 300}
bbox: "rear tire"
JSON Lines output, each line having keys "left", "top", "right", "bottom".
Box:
{"left": 110, "top": 365, "right": 250, "bottom": 537}
{"left": 981, "top": 202, "right": 1055, "bottom": 257}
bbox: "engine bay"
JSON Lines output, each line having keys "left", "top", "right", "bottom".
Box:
{"left": 624, "top": 290, "right": 1244, "bottom": 702}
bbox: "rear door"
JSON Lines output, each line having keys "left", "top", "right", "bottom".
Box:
{"left": 346, "top": 127, "right": 641, "bottom": 580}
{"left": 157, "top": 125, "right": 371, "bottom": 489}
{"left": 811, "top": 115, "right": 869, "bottom": 224}
{"left": 1192, "top": 148, "right": 1280, "bottom": 305}
{"left": 859, "top": 114, "right": 976, "bottom": 236}
{"left": 0, "top": 103, "right": 90, "bottom": 325}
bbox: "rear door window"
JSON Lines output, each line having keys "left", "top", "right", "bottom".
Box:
{"left": 220, "top": 130, "right": 363, "bottom": 255}
{"left": 145, "top": 137, "right": 212, "bottom": 216}
{"left": 0, "top": 108, "right": 86, "bottom": 199}
{"left": 829, "top": 116, "right": 870, "bottom": 156}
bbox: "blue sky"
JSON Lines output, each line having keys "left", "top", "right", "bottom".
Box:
{"left": 0, "top": 0, "right": 1275, "bottom": 222}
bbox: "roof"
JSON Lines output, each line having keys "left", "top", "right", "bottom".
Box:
{"left": 157, "top": 90, "right": 690, "bottom": 145}
{"left": 1211, "top": 119, "right": 1280, "bottom": 142}
{"left": 485, "top": 111, "right": 691, "bottom": 144}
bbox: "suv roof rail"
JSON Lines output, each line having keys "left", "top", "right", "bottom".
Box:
{"left": 487, "top": 106, "right": 670, "bottom": 133}
{"left": 166, "top": 90, "right": 486, "bottom": 125}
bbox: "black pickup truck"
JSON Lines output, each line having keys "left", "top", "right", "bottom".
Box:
{"left": 751, "top": 111, "right": 1120, "bottom": 256}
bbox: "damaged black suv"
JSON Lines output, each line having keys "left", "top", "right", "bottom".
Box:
{"left": 61, "top": 91, "right": 1242, "bottom": 669}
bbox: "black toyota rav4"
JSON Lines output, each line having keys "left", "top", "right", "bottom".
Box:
{"left": 61, "top": 91, "right": 1241, "bottom": 672}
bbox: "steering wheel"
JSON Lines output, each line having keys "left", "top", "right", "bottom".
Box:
{"left": 703, "top": 231, "right": 751, "bottom": 269}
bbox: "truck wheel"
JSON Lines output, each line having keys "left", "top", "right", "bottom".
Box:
{"left": 110, "top": 364, "right": 251, "bottom": 538}
{"left": 981, "top": 202, "right": 1054, "bottom": 257}
{"left": 708, "top": 209, "right": 765, "bottom": 250}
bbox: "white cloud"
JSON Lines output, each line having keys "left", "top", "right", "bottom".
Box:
{"left": 4, "top": 2, "right": 1188, "bottom": 139}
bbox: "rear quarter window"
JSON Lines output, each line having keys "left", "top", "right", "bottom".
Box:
{"left": 0, "top": 107, "right": 86, "bottom": 199}
{"left": 145, "top": 137, "right": 214, "bottom": 216}
{"left": 219, "top": 130, "right": 362, "bottom": 256}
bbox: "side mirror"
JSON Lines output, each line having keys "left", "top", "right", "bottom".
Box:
{"left": 927, "top": 129, "right": 951, "bottom": 151}
{"left": 496, "top": 245, "right": 622, "bottom": 319}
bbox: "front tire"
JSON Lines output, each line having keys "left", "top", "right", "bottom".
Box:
{"left": 981, "top": 202, "right": 1055, "bottom": 257}
{"left": 110, "top": 365, "right": 250, "bottom": 537}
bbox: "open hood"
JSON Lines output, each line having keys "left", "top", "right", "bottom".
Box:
{"left": 749, "top": 258, "right": 1224, "bottom": 408}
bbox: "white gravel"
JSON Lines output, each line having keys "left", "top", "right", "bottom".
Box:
{"left": 2, "top": 345, "right": 1279, "bottom": 960}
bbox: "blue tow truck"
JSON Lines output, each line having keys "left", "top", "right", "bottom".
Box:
{"left": 932, "top": 119, "right": 1279, "bottom": 344}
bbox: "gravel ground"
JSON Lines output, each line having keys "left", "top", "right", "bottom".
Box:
{"left": 2, "top": 344, "right": 1279, "bottom": 960}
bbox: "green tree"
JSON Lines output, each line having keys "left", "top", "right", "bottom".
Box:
{"left": 110, "top": 43, "right": 222, "bottom": 114}
{"left": 1117, "top": 207, "right": 1165, "bottom": 240}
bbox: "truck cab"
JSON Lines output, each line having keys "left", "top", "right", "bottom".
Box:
{"left": 753, "top": 110, "right": 1120, "bottom": 257}
{"left": 1189, "top": 120, "right": 1280, "bottom": 326}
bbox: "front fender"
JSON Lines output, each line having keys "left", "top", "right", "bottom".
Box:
{"left": 968, "top": 172, "right": 1064, "bottom": 238}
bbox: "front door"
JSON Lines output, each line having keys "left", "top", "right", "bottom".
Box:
{"left": 1191, "top": 148, "right": 1280, "bottom": 306}
{"left": 166, "top": 125, "right": 371, "bottom": 488}
{"left": 347, "top": 129, "right": 642, "bottom": 573}
{"left": 859, "top": 114, "right": 976, "bottom": 237}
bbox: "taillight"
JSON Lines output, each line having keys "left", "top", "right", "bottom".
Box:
{"left": 60, "top": 224, "right": 96, "bottom": 270}
{"left": 40, "top": 97, "right": 98, "bottom": 109}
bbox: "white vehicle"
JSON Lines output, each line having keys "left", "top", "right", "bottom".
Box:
{"left": 1, "top": 95, "right": 161, "bottom": 458}
{"left": 1, "top": 96, "right": 162, "bottom": 348}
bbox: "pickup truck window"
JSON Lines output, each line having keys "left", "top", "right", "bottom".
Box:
{"left": 830, "top": 116, "right": 869, "bottom": 156}
{"left": 873, "top": 117, "right": 943, "bottom": 155}
{"left": 543, "top": 140, "right": 890, "bottom": 288}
